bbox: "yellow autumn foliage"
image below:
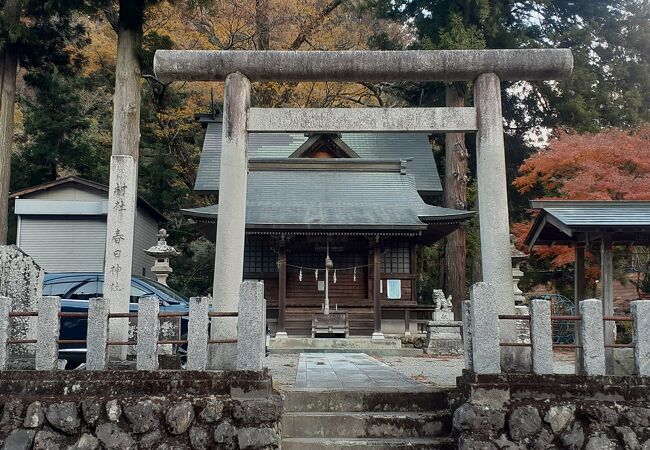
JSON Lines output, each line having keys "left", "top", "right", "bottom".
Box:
{"left": 80, "top": 0, "right": 408, "bottom": 110}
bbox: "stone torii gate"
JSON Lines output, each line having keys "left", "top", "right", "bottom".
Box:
{"left": 153, "top": 49, "right": 573, "bottom": 369}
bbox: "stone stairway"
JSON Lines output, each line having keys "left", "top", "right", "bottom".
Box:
{"left": 281, "top": 389, "right": 455, "bottom": 449}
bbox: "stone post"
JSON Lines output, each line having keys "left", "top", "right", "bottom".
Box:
{"left": 136, "top": 296, "right": 160, "bottom": 370}
{"left": 86, "top": 297, "right": 109, "bottom": 371}
{"left": 0, "top": 245, "right": 44, "bottom": 358}
{"left": 35, "top": 296, "right": 60, "bottom": 371}
{"left": 103, "top": 155, "right": 138, "bottom": 361}
{"left": 631, "top": 300, "right": 650, "bottom": 376}
{"left": 474, "top": 73, "right": 518, "bottom": 371}
{"left": 187, "top": 296, "right": 210, "bottom": 371}
{"left": 530, "top": 299, "right": 553, "bottom": 374}
{"left": 210, "top": 72, "right": 251, "bottom": 370}
{"left": 469, "top": 283, "right": 501, "bottom": 374}
{"left": 0, "top": 296, "right": 10, "bottom": 370}
{"left": 462, "top": 299, "right": 473, "bottom": 370}
{"left": 579, "top": 299, "right": 606, "bottom": 376}
{"left": 237, "top": 281, "right": 266, "bottom": 372}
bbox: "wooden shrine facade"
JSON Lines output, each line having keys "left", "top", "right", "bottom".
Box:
{"left": 245, "top": 234, "right": 421, "bottom": 336}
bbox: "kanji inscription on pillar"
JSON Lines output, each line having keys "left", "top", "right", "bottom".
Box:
{"left": 103, "top": 155, "right": 137, "bottom": 359}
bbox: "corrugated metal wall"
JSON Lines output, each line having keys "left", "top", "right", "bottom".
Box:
{"left": 133, "top": 210, "right": 158, "bottom": 278}
{"left": 19, "top": 214, "right": 159, "bottom": 278}
{"left": 19, "top": 216, "right": 107, "bottom": 272}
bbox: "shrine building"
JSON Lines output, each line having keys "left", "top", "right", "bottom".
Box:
{"left": 184, "top": 113, "right": 472, "bottom": 337}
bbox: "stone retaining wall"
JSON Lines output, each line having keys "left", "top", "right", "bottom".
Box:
{"left": 0, "top": 370, "right": 282, "bottom": 450}
{"left": 454, "top": 371, "right": 650, "bottom": 449}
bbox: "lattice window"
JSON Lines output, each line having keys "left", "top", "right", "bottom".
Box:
{"left": 381, "top": 241, "right": 410, "bottom": 273}
{"left": 243, "top": 238, "right": 278, "bottom": 273}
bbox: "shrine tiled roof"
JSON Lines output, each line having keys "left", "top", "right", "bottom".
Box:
{"left": 194, "top": 122, "right": 442, "bottom": 195}
{"left": 184, "top": 161, "right": 470, "bottom": 231}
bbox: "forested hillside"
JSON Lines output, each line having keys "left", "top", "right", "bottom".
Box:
{"left": 2, "top": 0, "right": 648, "bottom": 297}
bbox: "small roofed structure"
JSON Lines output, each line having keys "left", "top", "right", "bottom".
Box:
{"left": 525, "top": 200, "right": 650, "bottom": 373}
{"left": 525, "top": 200, "right": 650, "bottom": 247}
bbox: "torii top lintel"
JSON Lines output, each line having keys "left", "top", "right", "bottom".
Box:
{"left": 154, "top": 49, "right": 573, "bottom": 83}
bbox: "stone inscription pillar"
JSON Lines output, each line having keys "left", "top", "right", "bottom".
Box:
{"left": 474, "top": 73, "right": 518, "bottom": 369}
{"left": 210, "top": 72, "right": 251, "bottom": 369}
{"left": 103, "top": 155, "right": 137, "bottom": 360}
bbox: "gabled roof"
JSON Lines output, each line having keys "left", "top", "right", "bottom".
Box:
{"left": 195, "top": 122, "right": 442, "bottom": 195}
{"left": 525, "top": 200, "right": 650, "bottom": 247}
{"left": 184, "top": 160, "right": 470, "bottom": 232}
{"left": 289, "top": 133, "right": 360, "bottom": 158}
{"left": 10, "top": 176, "right": 167, "bottom": 222}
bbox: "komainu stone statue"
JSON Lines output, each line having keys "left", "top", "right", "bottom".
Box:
{"left": 426, "top": 289, "right": 463, "bottom": 355}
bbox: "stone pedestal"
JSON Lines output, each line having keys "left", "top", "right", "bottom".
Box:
{"left": 424, "top": 320, "right": 463, "bottom": 355}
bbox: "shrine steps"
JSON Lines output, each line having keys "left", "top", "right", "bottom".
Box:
{"left": 281, "top": 389, "right": 455, "bottom": 449}
{"left": 268, "top": 337, "right": 423, "bottom": 356}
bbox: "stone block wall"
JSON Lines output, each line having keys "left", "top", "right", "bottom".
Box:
{"left": 0, "top": 370, "right": 282, "bottom": 450}
{"left": 453, "top": 371, "right": 650, "bottom": 449}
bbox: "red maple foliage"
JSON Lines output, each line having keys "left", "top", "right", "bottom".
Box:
{"left": 512, "top": 125, "right": 650, "bottom": 269}
{"left": 514, "top": 125, "right": 650, "bottom": 201}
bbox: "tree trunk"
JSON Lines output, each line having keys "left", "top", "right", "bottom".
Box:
{"left": 255, "top": 0, "right": 270, "bottom": 50}
{"left": 112, "top": 1, "right": 143, "bottom": 160}
{"left": 0, "top": 0, "right": 19, "bottom": 245}
{"left": 443, "top": 85, "right": 469, "bottom": 319}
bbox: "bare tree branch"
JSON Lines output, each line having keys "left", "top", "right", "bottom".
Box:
{"left": 290, "top": 0, "right": 345, "bottom": 50}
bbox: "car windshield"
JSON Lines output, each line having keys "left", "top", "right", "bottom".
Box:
{"left": 136, "top": 278, "right": 188, "bottom": 304}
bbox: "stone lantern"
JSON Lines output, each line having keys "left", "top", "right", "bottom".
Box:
{"left": 144, "top": 229, "right": 180, "bottom": 286}
{"left": 511, "top": 234, "right": 530, "bottom": 345}
{"left": 511, "top": 234, "right": 528, "bottom": 306}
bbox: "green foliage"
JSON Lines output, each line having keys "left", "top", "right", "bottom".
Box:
{"left": 12, "top": 70, "right": 110, "bottom": 189}
{"left": 417, "top": 243, "right": 442, "bottom": 304}
{"left": 0, "top": 0, "right": 90, "bottom": 72}
{"left": 437, "top": 13, "right": 485, "bottom": 50}
{"left": 167, "top": 235, "right": 215, "bottom": 297}
{"left": 137, "top": 31, "right": 173, "bottom": 76}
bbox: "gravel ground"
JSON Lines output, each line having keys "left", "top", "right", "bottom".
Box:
{"left": 265, "top": 353, "right": 300, "bottom": 388}
{"left": 376, "top": 354, "right": 464, "bottom": 386}
{"left": 265, "top": 350, "right": 577, "bottom": 389}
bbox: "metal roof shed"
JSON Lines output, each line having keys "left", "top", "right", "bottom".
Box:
{"left": 525, "top": 200, "right": 650, "bottom": 247}
{"left": 525, "top": 200, "right": 650, "bottom": 373}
